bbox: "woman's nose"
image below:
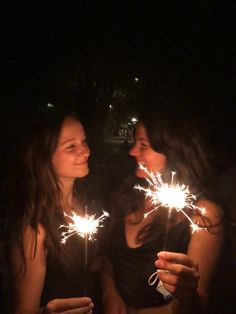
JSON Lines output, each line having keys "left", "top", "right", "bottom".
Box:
{"left": 129, "top": 144, "right": 138, "bottom": 157}
{"left": 84, "top": 146, "right": 90, "bottom": 158}
{"left": 78, "top": 144, "right": 90, "bottom": 157}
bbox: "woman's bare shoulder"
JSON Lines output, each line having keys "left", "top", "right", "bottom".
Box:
{"left": 20, "top": 224, "right": 46, "bottom": 258}
{"left": 195, "top": 198, "right": 224, "bottom": 231}
{"left": 196, "top": 198, "right": 222, "bottom": 218}
{"left": 23, "top": 223, "right": 46, "bottom": 240}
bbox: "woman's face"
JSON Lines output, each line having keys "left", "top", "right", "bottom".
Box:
{"left": 129, "top": 123, "right": 167, "bottom": 178}
{"left": 52, "top": 117, "right": 90, "bottom": 182}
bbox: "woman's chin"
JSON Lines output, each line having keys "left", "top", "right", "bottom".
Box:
{"left": 79, "top": 167, "right": 89, "bottom": 178}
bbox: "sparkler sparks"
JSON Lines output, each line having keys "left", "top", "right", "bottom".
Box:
{"left": 60, "top": 210, "right": 110, "bottom": 244}
{"left": 134, "top": 164, "right": 206, "bottom": 232}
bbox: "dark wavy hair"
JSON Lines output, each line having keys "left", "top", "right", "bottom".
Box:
{"left": 138, "top": 105, "right": 217, "bottom": 199}
{"left": 110, "top": 105, "right": 221, "bottom": 242}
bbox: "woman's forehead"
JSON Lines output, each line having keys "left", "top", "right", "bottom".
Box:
{"left": 136, "top": 123, "right": 148, "bottom": 138}
{"left": 59, "top": 118, "right": 85, "bottom": 140}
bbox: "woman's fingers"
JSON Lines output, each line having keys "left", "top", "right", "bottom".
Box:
{"left": 158, "top": 271, "right": 198, "bottom": 288}
{"left": 46, "top": 297, "right": 93, "bottom": 313}
{"left": 157, "top": 251, "right": 197, "bottom": 268}
{"left": 154, "top": 251, "right": 200, "bottom": 299}
{"left": 156, "top": 259, "right": 199, "bottom": 279}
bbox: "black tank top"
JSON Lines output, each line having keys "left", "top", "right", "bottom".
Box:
{"left": 40, "top": 234, "right": 102, "bottom": 312}
{"left": 108, "top": 218, "right": 190, "bottom": 309}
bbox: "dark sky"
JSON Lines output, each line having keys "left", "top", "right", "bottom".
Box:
{"left": 5, "top": 2, "right": 235, "bottom": 83}
{"left": 3, "top": 2, "right": 236, "bottom": 123}
{"left": 1, "top": 1, "right": 236, "bottom": 183}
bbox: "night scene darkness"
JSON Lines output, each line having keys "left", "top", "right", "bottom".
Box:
{"left": 1, "top": 1, "right": 236, "bottom": 313}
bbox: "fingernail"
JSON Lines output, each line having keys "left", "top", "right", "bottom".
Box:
{"left": 157, "top": 251, "right": 165, "bottom": 258}
{"left": 156, "top": 260, "right": 163, "bottom": 268}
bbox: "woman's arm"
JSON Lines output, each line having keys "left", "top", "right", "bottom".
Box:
{"left": 101, "top": 256, "right": 127, "bottom": 314}
{"left": 10, "top": 225, "right": 94, "bottom": 314}
{"left": 187, "top": 199, "right": 224, "bottom": 304}
{"left": 156, "top": 199, "right": 224, "bottom": 313}
{"left": 10, "top": 224, "right": 47, "bottom": 313}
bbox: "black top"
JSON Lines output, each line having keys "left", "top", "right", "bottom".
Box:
{"left": 40, "top": 233, "right": 103, "bottom": 313}
{"left": 108, "top": 217, "right": 191, "bottom": 309}
{"left": 41, "top": 235, "right": 95, "bottom": 306}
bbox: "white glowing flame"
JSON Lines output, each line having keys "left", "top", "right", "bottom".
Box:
{"left": 60, "top": 210, "right": 109, "bottom": 243}
{"left": 134, "top": 164, "right": 206, "bottom": 232}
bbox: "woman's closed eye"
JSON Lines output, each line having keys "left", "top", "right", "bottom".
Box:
{"left": 140, "top": 143, "right": 149, "bottom": 150}
{"left": 66, "top": 140, "right": 88, "bottom": 151}
{"left": 82, "top": 139, "right": 88, "bottom": 145}
{"left": 66, "top": 143, "right": 76, "bottom": 151}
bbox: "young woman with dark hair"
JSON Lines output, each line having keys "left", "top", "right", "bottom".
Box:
{"left": 102, "top": 106, "right": 224, "bottom": 314}
{"left": 9, "top": 108, "right": 104, "bottom": 314}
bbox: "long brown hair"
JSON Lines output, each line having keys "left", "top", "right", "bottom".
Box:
{"left": 10, "top": 108, "right": 90, "bottom": 274}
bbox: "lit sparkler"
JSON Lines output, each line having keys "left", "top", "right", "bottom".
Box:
{"left": 60, "top": 208, "right": 109, "bottom": 296}
{"left": 134, "top": 163, "right": 206, "bottom": 232}
{"left": 60, "top": 210, "right": 110, "bottom": 244}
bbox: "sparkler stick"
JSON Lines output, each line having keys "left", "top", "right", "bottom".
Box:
{"left": 84, "top": 207, "right": 88, "bottom": 296}
{"left": 163, "top": 208, "right": 172, "bottom": 251}
{"left": 60, "top": 209, "right": 109, "bottom": 295}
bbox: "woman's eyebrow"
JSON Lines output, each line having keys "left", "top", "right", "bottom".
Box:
{"left": 137, "top": 137, "right": 149, "bottom": 142}
{"left": 60, "top": 138, "right": 75, "bottom": 145}
{"left": 60, "top": 136, "right": 86, "bottom": 146}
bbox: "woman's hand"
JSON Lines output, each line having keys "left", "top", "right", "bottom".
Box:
{"left": 42, "top": 297, "right": 94, "bottom": 313}
{"left": 155, "top": 251, "right": 200, "bottom": 301}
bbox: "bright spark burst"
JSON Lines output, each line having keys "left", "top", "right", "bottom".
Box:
{"left": 60, "top": 210, "right": 110, "bottom": 244}
{"left": 134, "top": 164, "right": 206, "bottom": 232}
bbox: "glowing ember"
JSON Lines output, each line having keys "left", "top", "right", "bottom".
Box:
{"left": 60, "top": 210, "right": 109, "bottom": 244}
{"left": 134, "top": 164, "right": 206, "bottom": 232}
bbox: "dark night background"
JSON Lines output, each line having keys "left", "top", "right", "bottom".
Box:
{"left": 3, "top": 2, "right": 236, "bottom": 159}
{"left": 1, "top": 1, "right": 236, "bottom": 313}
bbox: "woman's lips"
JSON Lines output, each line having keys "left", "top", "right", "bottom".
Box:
{"left": 75, "top": 161, "right": 88, "bottom": 166}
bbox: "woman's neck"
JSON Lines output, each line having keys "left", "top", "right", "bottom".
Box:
{"left": 60, "top": 178, "right": 75, "bottom": 206}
